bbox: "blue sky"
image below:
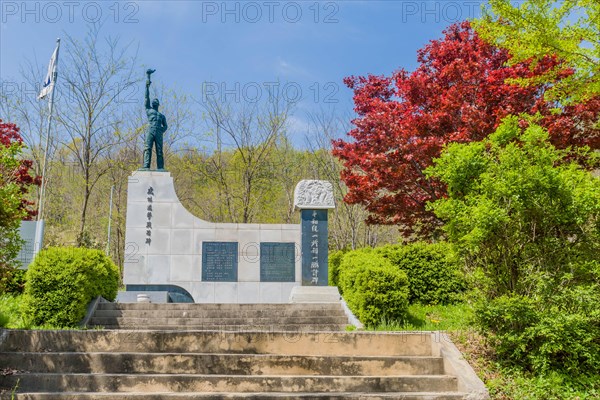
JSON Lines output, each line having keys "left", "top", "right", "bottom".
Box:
{"left": 0, "top": 1, "right": 484, "bottom": 144}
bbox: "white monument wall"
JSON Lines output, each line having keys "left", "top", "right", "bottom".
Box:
{"left": 123, "top": 171, "right": 301, "bottom": 303}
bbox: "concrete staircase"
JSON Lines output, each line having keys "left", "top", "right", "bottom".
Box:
{"left": 0, "top": 303, "right": 488, "bottom": 399}
{"left": 86, "top": 302, "right": 350, "bottom": 331}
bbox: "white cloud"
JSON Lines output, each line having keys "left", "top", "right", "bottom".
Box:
{"left": 275, "top": 57, "right": 313, "bottom": 80}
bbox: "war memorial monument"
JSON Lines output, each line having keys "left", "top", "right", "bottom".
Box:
{"left": 120, "top": 69, "right": 338, "bottom": 304}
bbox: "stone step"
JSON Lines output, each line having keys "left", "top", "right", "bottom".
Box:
{"left": 0, "top": 330, "right": 434, "bottom": 356}
{"left": 6, "top": 392, "right": 469, "bottom": 400}
{"left": 88, "top": 316, "right": 349, "bottom": 326}
{"left": 92, "top": 309, "right": 347, "bottom": 319}
{"left": 0, "top": 374, "right": 458, "bottom": 393}
{"left": 97, "top": 303, "right": 344, "bottom": 311}
{"left": 8, "top": 392, "right": 468, "bottom": 399}
{"left": 1, "top": 352, "right": 444, "bottom": 375}
{"left": 92, "top": 324, "right": 348, "bottom": 331}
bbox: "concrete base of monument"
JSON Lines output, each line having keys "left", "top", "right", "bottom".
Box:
{"left": 116, "top": 291, "right": 170, "bottom": 303}
{"left": 289, "top": 286, "right": 341, "bottom": 303}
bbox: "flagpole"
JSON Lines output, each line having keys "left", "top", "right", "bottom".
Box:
{"left": 106, "top": 185, "right": 114, "bottom": 256}
{"left": 34, "top": 38, "right": 60, "bottom": 254}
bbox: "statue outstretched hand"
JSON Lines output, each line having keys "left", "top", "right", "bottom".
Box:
{"left": 146, "top": 69, "right": 156, "bottom": 86}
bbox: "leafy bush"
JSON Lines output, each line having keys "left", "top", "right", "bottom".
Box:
{"left": 328, "top": 249, "right": 347, "bottom": 287}
{"left": 427, "top": 116, "right": 600, "bottom": 299}
{"left": 476, "top": 280, "right": 600, "bottom": 375}
{"left": 0, "top": 310, "right": 8, "bottom": 328}
{"left": 22, "top": 247, "right": 119, "bottom": 327}
{"left": 1, "top": 267, "right": 27, "bottom": 294}
{"left": 377, "top": 242, "right": 466, "bottom": 305}
{"left": 335, "top": 247, "right": 373, "bottom": 295}
{"left": 338, "top": 249, "right": 409, "bottom": 327}
{"left": 427, "top": 117, "right": 600, "bottom": 376}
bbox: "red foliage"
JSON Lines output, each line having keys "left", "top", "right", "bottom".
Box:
{"left": 0, "top": 120, "right": 41, "bottom": 219}
{"left": 333, "top": 21, "right": 600, "bottom": 237}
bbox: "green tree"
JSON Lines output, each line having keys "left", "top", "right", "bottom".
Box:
{"left": 427, "top": 115, "right": 600, "bottom": 298}
{"left": 427, "top": 115, "right": 600, "bottom": 376}
{"left": 0, "top": 142, "right": 26, "bottom": 270}
{"left": 1, "top": 121, "right": 38, "bottom": 290}
{"left": 475, "top": 0, "right": 600, "bottom": 103}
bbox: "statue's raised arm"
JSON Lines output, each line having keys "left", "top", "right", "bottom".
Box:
{"left": 141, "top": 68, "right": 167, "bottom": 171}
{"left": 145, "top": 69, "right": 155, "bottom": 110}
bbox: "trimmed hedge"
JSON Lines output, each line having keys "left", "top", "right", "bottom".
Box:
{"left": 335, "top": 247, "right": 374, "bottom": 296}
{"left": 23, "top": 247, "right": 119, "bottom": 327}
{"left": 338, "top": 249, "right": 409, "bottom": 327}
{"left": 377, "top": 242, "right": 466, "bottom": 305}
{"left": 328, "top": 249, "right": 347, "bottom": 287}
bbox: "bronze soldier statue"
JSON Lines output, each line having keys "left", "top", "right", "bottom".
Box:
{"left": 142, "top": 69, "right": 168, "bottom": 170}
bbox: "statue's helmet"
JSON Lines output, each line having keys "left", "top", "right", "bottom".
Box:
{"left": 152, "top": 98, "right": 160, "bottom": 108}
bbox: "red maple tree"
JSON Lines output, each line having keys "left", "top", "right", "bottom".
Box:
{"left": 333, "top": 21, "right": 600, "bottom": 237}
{"left": 0, "top": 120, "right": 41, "bottom": 219}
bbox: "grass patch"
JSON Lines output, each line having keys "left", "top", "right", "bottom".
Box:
{"left": 0, "top": 294, "right": 79, "bottom": 330}
{"left": 0, "top": 294, "right": 27, "bottom": 329}
{"left": 370, "top": 302, "right": 474, "bottom": 331}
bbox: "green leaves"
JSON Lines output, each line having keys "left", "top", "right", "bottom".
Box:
{"left": 426, "top": 141, "right": 488, "bottom": 198}
{"left": 430, "top": 116, "right": 600, "bottom": 375}
{"left": 376, "top": 242, "right": 466, "bottom": 305}
{"left": 475, "top": 284, "right": 600, "bottom": 375}
{"left": 429, "top": 117, "right": 600, "bottom": 297}
{"left": 475, "top": 0, "right": 600, "bottom": 103}
{"left": 0, "top": 129, "right": 31, "bottom": 286}
{"left": 337, "top": 249, "right": 410, "bottom": 327}
{"left": 22, "top": 247, "right": 119, "bottom": 327}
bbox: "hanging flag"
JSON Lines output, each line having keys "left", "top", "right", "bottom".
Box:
{"left": 38, "top": 44, "right": 59, "bottom": 100}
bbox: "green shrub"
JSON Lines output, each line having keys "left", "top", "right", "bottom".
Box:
{"left": 377, "top": 242, "right": 466, "bottom": 305}
{"left": 338, "top": 250, "right": 409, "bottom": 327}
{"left": 427, "top": 117, "right": 600, "bottom": 300}
{"left": 476, "top": 281, "right": 600, "bottom": 376}
{"left": 0, "top": 310, "right": 8, "bottom": 328}
{"left": 428, "top": 118, "right": 600, "bottom": 377}
{"left": 1, "top": 267, "right": 27, "bottom": 294}
{"left": 328, "top": 249, "right": 347, "bottom": 287}
{"left": 22, "top": 247, "right": 119, "bottom": 327}
{"left": 334, "top": 247, "right": 373, "bottom": 295}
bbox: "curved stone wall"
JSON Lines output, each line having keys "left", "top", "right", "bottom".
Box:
{"left": 123, "top": 171, "right": 301, "bottom": 303}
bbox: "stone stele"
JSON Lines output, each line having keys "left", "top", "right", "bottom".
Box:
{"left": 293, "top": 180, "right": 335, "bottom": 210}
